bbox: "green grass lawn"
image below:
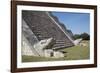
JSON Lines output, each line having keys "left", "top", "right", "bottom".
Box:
{"left": 22, "top": 41, "right": 90, "bottom": 62}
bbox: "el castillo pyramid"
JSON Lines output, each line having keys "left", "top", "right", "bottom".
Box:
{"left": 22, "top": 10, "right": 76, "bottom": 58}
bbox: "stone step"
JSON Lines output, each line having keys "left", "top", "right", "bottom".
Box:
{"left": 22, "top": 11, "right": 74, "bottom": 50}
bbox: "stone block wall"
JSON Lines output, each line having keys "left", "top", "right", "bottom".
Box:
{"left": 22, "top": 10, "right": 74, "bottom": 49}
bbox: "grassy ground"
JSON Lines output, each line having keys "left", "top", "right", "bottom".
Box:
{"left": 22, "top": 40, "right": 90, "bottom": 62}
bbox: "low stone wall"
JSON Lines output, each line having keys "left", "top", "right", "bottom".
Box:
{"left": 44, "top": 49, "right": 64, "bottom": 58}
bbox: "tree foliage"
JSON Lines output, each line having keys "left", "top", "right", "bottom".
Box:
{"left": 74, "top": 33, "right": 90, "bottom": 40}
{"left": 80, "top": 33, "right": 90, "bottom": 40}
{"left": 74, "top": 34, "right": 81, "bottom": 40}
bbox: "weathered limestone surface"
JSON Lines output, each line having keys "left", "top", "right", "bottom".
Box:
{"left": 33, "top": 38, "right": 55, "bottom": 57}
{"left": 22, "top": 11, "right": 74, "bottom": 49}
{"left": 44, "top": 49, "right": 64, "bottom": 58}
{"left": 22, "top": 11, "right": 75, "bottom": 58}
{"left": 22, "top": 20, "right": 40, "bottom": 56}
{"left": 22, "top": 20, "right": 56, "bottom": 56}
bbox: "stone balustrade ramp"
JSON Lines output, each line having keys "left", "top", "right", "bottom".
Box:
{"left": 22, "top": 10, "right": 75, "bottom": 50}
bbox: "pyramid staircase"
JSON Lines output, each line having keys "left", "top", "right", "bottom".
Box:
{"left": 22, "top": 11, "right": 74, "bottom": 50}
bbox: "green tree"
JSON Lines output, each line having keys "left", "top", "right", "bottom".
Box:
{"left": 74, "top": 34, "right": 81, "bottom": 40}
{"left": 80, "top": 33, "right": 90, "bottom": 40}
{"left": 74, "top": 33, "right": 90, "bottom": 40}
